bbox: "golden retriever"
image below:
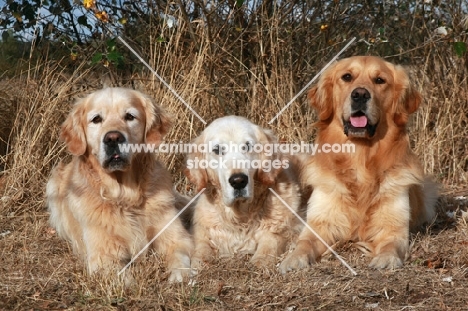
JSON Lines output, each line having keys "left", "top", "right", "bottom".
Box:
{"left": 46, "top": 87, "right": 193, "bottom": 282}
{"left": 279, "top": 56, "right": 437, "bottom": 273}
{"left": 185, "top": 116, "right": 305, "bottom": 268}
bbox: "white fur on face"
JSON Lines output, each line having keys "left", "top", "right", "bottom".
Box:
{"left": 83, "top": 88, "right": 147, "bottom": 171}
{"left": 201, "top": 116, "right": 264, "bottom": 207}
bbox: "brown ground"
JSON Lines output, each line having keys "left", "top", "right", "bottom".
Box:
{"left": 1, "top": 192, "right": 467, "bottom": 311}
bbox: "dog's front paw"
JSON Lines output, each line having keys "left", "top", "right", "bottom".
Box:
{"left": 168, "top": 267, "right": 196, "bottom": 283}
{"left": 279, "top": 250, "right": 314, "bottom": 274}
{"left": 250, "top": 253, "right": 276, "bottom": 267}
{"left": 369, "top": 253, "right": 403, "bottom": 269}
{"left": 167, "top": 252, "right": 195, "bottom": 282}
{"left": 190, "top": 243, "right": 214, "bottom": 270}
{"left": 190, "top": 256, "right": 207, "bottom": 270}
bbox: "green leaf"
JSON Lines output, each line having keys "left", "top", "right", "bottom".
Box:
{"left": 22, "top": 3, "right": 36, "bottom": 21}
{"left": 107, "top": 38, "right": 116, "bottom": 51}
{"left": 156, "top": 36, "right": 165, "bottom": 42}
{"left": 12, "top": 11, "right": 22, "bottom": 22}
{"left": 378, "top": 27, "right": 385, "bottom": 36}
{"left": 453, "top": 42, "right": 467, "bottom": 57}
{"left": 8, "top": 3, "right": 19, "bottom": 13}
{"left": 107, "top": 50, "right": 123, "bottom": 64}
{"left": 91, "top": 53, "right": 102, "bottom": 64}
{"left": 236, "top": 0, "right": 244, "bottom": 7}
{"left": 77, "top": 15, "right": 88, "bottom": 26}
{"left": 2, "top": 31, "right": 9, "bottom": 42}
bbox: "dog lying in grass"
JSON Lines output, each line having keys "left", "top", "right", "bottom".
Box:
{"left": 46, "top": 87, "right": 193, "bottom": 282}
{"left": 280, "top": 56, "right": 437, "bottom": 273}
{"left": 185, "top": 116, "right": 306, "bottom": 268}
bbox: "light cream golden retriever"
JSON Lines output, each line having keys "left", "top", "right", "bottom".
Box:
{"left": 280, "top": 56, "right": 437, "bottom": 273}
{"left": 185, "top": 116, "right": 305, "bottom": 268}
{"left": 46, "top": 87, "right": 193, "bottom": 282}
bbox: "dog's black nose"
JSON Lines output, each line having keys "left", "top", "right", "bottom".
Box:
{"left": 351, "top": 88, "right": 371, "bottom": 103}
{"left": 229, "top": 173, "right": 248, "bottom": 190}
{"left": 351, "top": 88, "right": 371, "bottom": 112}
{"left": 103, "top": 131, "right": 125, "bottom": 146}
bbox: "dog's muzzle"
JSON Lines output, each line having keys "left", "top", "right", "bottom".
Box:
{"left": 343, "top": 88, "right": 378, "bottom": 138}
{"left": 103, "top": 131, "right": 128, "bottom": 170}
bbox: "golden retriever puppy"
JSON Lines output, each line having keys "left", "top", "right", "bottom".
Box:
{"left": 185, "top": 116, "right": 304, "bottom": 268}
{"left": 280, "top": 56, "right": 437, "bottom": 273}
{"left": 46, "top": 87, "right": 193, "bottom": 282}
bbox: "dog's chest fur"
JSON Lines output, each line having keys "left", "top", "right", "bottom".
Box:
{"left": 201, "top": 191, "right": 272, "bottom": 256}
{"left": 207, "top": 211, "right": 263, "bottom": 256}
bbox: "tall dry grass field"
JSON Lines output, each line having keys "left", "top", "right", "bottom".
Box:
{"left": 1, "top": 1, "right": 468, "bottom": 309}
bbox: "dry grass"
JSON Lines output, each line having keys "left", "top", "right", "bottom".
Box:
{"left": 1, "top": 1, "right": 468, "bottom": 310}
{"left": 1, "top": 210, "right": 467, "bottom": 310}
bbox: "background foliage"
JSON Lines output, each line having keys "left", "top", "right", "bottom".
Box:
{"left": 1, "top": 0, "right": 468, "bottom": 209}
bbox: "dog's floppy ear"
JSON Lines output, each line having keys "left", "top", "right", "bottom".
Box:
{"left": 134, "top": 91, "right": 173, "bottom": 145}
{"left": 309, "top": 65, "right": 336, "bottom": 123}
{"left": 255, "top": 126, "right": 281, "bottom": 186}
{"left": 184, "top": 134, "right": 208, "bottom": 192}
{"left": 60, "top": 99, "right": 87, "bottom": 156}
{"left": 393, "top": 65, "right": 422, "bottom": 126}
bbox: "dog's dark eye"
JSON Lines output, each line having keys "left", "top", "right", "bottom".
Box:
{"left": 212, "top": 144, "right": 220, "bottom": 155}
{"left": 342, "top": 73, "right": 352, "bottom": 82}
{"left": 375, "top": 77, "right": 386, "bottom": 84}
{"left": 125, "top": 113, "right": 135, "bottom": 121}
{"left": 91, "top": 115, "right": 102, "bottom": 124}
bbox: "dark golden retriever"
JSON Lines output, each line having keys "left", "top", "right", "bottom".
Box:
{"left": 280, "top": 56, "right": 437, "bottom": 273}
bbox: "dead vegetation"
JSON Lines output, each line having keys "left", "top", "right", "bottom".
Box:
{"left": 1, "top": 0, "right": 468, "bottom": 310}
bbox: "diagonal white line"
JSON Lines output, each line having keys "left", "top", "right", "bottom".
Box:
{"left": 268, "top": 188, "right": 358, "bottom": 276}
{"left": 85, "top": 9, "right": 206, "bottom": 124}
{"left": 118, "top": 188, "right": 206, "bottom": 276}
{"left": 268, "top": 37, "right": 356, "bottom": 124}
{"left": 117, "top": 36, "right": 207, "bottom": 124}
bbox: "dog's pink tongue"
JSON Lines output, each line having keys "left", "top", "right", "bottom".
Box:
{"left": 350, "top": 116, "right": 367, "bottom": 128}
